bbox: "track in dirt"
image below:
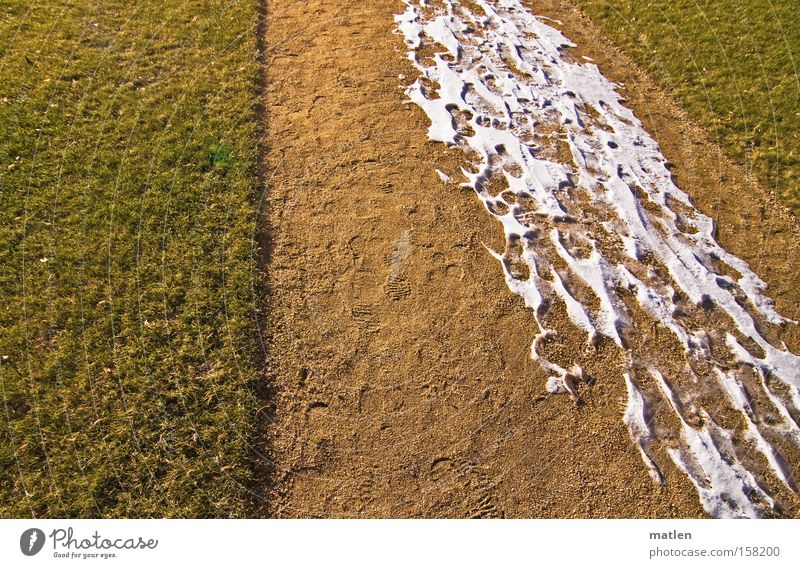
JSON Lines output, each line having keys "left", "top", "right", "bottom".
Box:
{"left": 398, "top": 0, "right": 800, "bottom": 519}
{"left": 262, "top": 0, "right": 800, "bottom": 518}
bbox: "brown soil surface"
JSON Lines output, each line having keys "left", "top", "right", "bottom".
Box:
{"left": 261, "top": 0, "right": 799, "bottom": 517}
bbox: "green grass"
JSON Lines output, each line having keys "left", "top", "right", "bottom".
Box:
{"left": 0, "top": 0, "right": 266, "bottom": 517}
{"left": 575, "top": 0, "right": 800, "bottom": 213}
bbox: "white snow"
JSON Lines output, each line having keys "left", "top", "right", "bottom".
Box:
{"left": 622, "top": 374, "right": 663, "bottom": 484}
{"left": 435, "top": 168, "right": 453, "bottom": 183}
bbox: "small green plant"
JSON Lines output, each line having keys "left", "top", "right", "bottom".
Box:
{"left": 206, "top": 138, "right": 234, "bottom": 174}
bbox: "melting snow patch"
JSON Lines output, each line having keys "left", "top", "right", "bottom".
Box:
{"left": 397, "top": 0, "right": 800, "bottom": 517}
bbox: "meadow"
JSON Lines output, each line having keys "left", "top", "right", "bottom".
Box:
{"left": 576, "top": 0, "right": 800, "bottom": 212}
{"left": 0, "top": 0, "right": 266, "bottom": 517}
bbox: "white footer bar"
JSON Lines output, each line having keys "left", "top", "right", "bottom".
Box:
{"left": 2, "top": 519, "right": 797, "bottom": 566}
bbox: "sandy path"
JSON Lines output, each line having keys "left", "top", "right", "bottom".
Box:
{"left": 262, "top": 0, "right": 799, "bottom": 517}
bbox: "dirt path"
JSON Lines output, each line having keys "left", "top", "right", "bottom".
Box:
{"left": 262, "top": 0, "right": 799, "bottom": 517}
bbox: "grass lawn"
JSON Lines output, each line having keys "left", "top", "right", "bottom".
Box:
{"left": 0, "top": 0, "right": 266, "bottom": 517}
{"left": 575, "top": 0, "right": 800, "bottom": 213}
